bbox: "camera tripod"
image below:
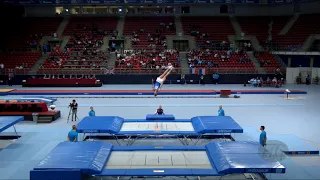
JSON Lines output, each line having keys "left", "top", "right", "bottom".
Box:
{"left": 67, "top": 107, "right": 79, "bottom": 123}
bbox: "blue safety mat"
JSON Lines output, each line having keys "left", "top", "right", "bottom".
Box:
{"left": 77, "top": 116, "right": 124, "bottom": 133}
{"left": 192, "top": 116, "right": 243, "bottom": 133}
{"left": 22, "top": 96, "right": 57, "bottom": 103}
{"left": 206, "top": 141, "right": 286, "bottom": 174}
{"left": 0, "top": 116, "right": 24, "bottom": 133}
{"left": 146, "top": 114, "right": 175, "bottom": 120}
{"left": 33, "top": 142, "right": 112, "bottom": 174}
{"left": 268, "top": 134, "right": 319, "bottom": 155}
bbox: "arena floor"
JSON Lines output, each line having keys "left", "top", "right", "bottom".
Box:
{"left": 0, "top": 84, "right": 320, "bottom": 180}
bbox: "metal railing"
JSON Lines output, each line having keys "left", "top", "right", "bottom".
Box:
{"left": 4, "top": 67, "right": 285, "bottom": 75}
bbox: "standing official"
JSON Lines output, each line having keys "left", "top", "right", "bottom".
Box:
{"left": 218, "top": 105, "right": 225, "bottom": 116}
{"left": 260, "top": 126, "right": 267, "bottom": 147}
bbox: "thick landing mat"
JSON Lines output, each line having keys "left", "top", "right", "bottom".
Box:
{"left": 234, "top": 127, "right": 319, "bottom": 155}
{"left": 8, "top": 89, "right": 307, "bottom": 95}
{"left": 268, "top": 134, "right": 319, "bottom": 155}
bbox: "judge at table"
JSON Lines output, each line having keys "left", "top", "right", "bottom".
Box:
{"left": 155, "top": 105, "right": 164, "bottom": 115}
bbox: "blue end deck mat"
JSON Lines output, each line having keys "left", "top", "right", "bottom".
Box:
{"left": 192, "top": 116, "right": 243, "bottom": 133}
{"left": 268, "top": 134, "right": 319, "bottom": 155}
{"left": 76, "top": 116, "right": 124, "bottom": 133}
{"left": 33, "top": 142, "right": 112, "bottom": 174}
{"left": 0, "top": 116, "right": 24, "bottom": 133}
{"left": 206, "top": 141, "right": 286, "bottom": 174}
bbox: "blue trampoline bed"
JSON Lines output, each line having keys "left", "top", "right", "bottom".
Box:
{"left": 0, "top": 116, "right": 24, "bottom": 138}
{"left": 30, "top": 141, "right": 285, "bottom": 180}
{"left": 76, "top": 115, "right": 243, "bottom": 145}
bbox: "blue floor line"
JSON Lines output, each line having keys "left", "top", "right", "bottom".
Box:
{"left": 54, "top": 104, "right": 304, "bottom": 107}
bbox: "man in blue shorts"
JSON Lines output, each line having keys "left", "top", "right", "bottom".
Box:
{"left": 153, "top": 66, "right": 174, "bottom": 96}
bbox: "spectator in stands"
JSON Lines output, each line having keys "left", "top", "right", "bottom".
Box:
{"left": 0, "top": 63, "right": 4, "bottom": 69}
{"left": 218, "top": 105, "right": 225, "bottom": 116}
{"left": 155, "top": 105, "right": 164, "bottom": 115}
{"left": 259, "top": 126, "right": 267, "bottom": 147}
{"left": 200, "top": 75, "right": 204, "bottom": 85}
{"left": 306, "top": 73, "right": 310, "bottom": 85}
{"left": 266, "top": 77, "right": 271, "bottom": 86}
{"left": 89, "top": 106, "right": 95, "bottom": 116}
{"left": 213, "top": 73, "right": 219, "bottom": 84}
{"left": 272, "top": 77, "right": 277, "bottom": 85}
{"left": 257, "top": 77, "right": 261, "bottom": 87}
{"left": 111, "top": 42, "right": 116, "bottom": 52}
{"left": 68, "top": 125, "right": 78, "bottom": 142}
{"left": 259, "top": 77, "right": 264, "bottom": 87}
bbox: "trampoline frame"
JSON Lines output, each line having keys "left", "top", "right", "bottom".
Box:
{"left": 83, "top": 132, "right": 234, "bottom": 146}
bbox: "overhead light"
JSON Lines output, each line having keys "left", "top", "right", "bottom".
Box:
{"left": 119, "top": 8, "right": 122, "bottom": 12}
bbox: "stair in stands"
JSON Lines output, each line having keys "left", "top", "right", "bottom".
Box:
{"left": 29, "top": 52, "right": 50, "bottom": 75}
{"left": 60, "top": 36, "right": 71, "bottom": 51}
{"left": 229, "top": 16, "right": 243, "bottom": 36}
{"left": 300, "top": 34, "right": 320, "bottom": 51}
{"left": 37, "top": 116, "right": 53, "bottom": 123}
{"left": 273, "top": 54, "right": 287, "bottom": 68}
{"left": 57, "top": 17, "right": 70, "bottom": 37}
{"left": 279, "top": 13, "right": 299, "bottom": 35}
{"left": 175, "top": 16, "right": 184, "bottom": 36}
{"left": 108, "top": 53, "right": 117, "bottom": 69}
{"left": 116, "top": 16, "right": 125, "bottom": 38}
{"left": 179, "top": 52, "right": 189, "bottom": 75}
{"left": 246, "top": 51, "right": 266, "bottom": 74}
{"left": 101, "top": 37, "right": 109, "bottom": 52}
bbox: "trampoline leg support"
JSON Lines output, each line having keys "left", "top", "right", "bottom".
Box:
{"left": 12, "top": 125, "right": 18, "bottom": 138}
{"left": 112, "top": 135, "right": 121, "bottom": 146}
{"left": 194, "top": 135, "right": 203, "bottom": 145}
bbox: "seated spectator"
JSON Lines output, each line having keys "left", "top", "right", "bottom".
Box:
{"left": 257, "top": 78, "right": 261, "bottom": 87}
{"left": 266, "top": 77, "right": 271, "bottom": 86}
{"left": 155, "top": 105, "right": 164, "bottom": 115}
{"left": 272, "top": 77, "right": 277, "bottom": 84}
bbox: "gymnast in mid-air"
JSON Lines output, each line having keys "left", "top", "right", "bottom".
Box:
{"left": 152, "top": 66, "right": 174, "bottom": 96}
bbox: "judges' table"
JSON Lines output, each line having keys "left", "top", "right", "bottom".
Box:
{"left": 23, "top": 78, "right": 102, "bottom": 87}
